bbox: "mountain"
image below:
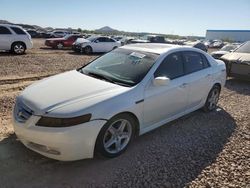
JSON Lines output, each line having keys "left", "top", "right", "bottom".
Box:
{"left": 0, "top": 20, "right": 12, "bottom": 24}
{"left": 95, "top": 26, "right": 119, "bottom": 33}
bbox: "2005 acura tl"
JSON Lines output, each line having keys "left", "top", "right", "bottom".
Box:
{"left": 12, "top": 43, "right": 226, "bottom": 161}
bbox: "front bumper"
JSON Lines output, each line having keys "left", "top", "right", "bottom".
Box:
{"left": 72, "top": 44, "right": 82, "bottom": 52}
{"left": 26, "top": 40, "right": 33, "bottom": 49}
{"left": 45, "top": 40, "right": 55, "bottom": 48}
{"left": 12, "top": 115, "right": 106, "bottom": 161}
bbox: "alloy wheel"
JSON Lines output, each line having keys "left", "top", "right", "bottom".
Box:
{"left": 14, "top": 44, "right": 25, "bottom": 54}
{"left": 207, "top": 88, "right": 220, "bottom": 110}
{"left": 103, "top": 119, "right": 132, "bottom": 154}
{"left": 57, "top": 43, "right": 63, "bottom": 49}
{"left": 85, "top": 46, "right": 92, "bottom": 54}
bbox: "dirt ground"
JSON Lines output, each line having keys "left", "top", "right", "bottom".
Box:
{"left": 0, "top": 39, "right": 249, "bottom": 188}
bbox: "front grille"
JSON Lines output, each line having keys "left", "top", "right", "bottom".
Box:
{"left": 14, "top": 99, "right": 33, "bottom": 123}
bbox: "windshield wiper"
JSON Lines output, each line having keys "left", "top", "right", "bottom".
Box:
{"left": 81, "top": 70, "right": 133, "bottom": 87}
{"left": 86, "top": 71, "right": 116, "bottom": 84}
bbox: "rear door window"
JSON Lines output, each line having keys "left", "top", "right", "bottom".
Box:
{"left": 106, "top": 38, "right": 115, "bottom": 42}
{"left": 0, "top": 26, "right": 12, "bottom": 34}
{"left": 97, "top": 37, "right": 106, "bottom": 42}
{"left": 182, "top": 51, "right": 209, "bottom": 74}
{"left": 10, "top": 27, "right": 26, "bottom": 35}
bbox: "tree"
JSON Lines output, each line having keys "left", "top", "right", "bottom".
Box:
{"left": 77, "top": 28, "right": 82, "bottom": 33}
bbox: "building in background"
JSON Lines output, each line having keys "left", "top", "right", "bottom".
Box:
{"left": 206, "top": 30, "right": 250, "bottom": 42}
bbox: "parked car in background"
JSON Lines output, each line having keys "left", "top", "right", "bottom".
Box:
{"left": 203, "top": 40, "right": 212, "bottom": 48}
{"left": 184, "top": 41, "right": 208, "bottom": 52}
{"left": 128, "top": 35, "right": 167, "bottom": 44}
{"left": 221, "top": 41, "right": 250, "bottom": 80}
{"left": 211, "top": 44, "right": 240, "bottom": 59}
{"left": 73, "top": 36, "right": 121, "bottom": 54}
{"left": 0, "top": 24, "right": 33, "bottom": 54}
{"left": 112, "top": 36, "right": 132, "bottom": 45}
{"left": 128, "top": 38, "right": 149, "bottom": 44}
{"left": 113, "top": 36, "right": 123, "bottom": 41}
{"left": 26, "top": 29, "right": 39, "bottom": 38}
{"left": 45, "top": 34, "right": 83, "bottom": 49}
{"left": 72, "top": 37, "right": 88, "bottom": 52}
{"left": 147, "top": 35, "right": 166, "bottom": 43}
{"left": 49, "top": 31, "right": 69, "bottom": 38}
{"left": 13, "top": 43, "right": 226, "bottom": 161}
{"left": 204, "top": 39, "right": 224, "bottom": 48}
{"left": 211, "top": 40, "right": 224, "bottom": 48}
{"left": 39, "top": 32, "right": 51, "bottom": 38}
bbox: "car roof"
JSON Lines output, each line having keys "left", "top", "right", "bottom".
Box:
{"left": 0, "top": 24, "right": 23, "bottom": 28}
{"left": 121, "top": 43, "right": 193, "bottom": 54}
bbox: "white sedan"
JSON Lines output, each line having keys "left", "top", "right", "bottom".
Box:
{"left": 78, "top": 36, "right": 121, "bottom": 54}
{"left": 12, "top": 43, "right": 226, "bottom": 161}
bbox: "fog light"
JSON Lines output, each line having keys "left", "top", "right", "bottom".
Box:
{"left": 27, "top": 142, "right": 61, "bottom": 155}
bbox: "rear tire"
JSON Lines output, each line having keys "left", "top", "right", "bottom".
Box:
{"left": 203, "top": 85, "right": 221, "bottom": 112}
{"left": 95, "top": 114, "right": 136, "bottom": 158}
{"left": 11, "top": 42, "right": 26, "bottom": 55}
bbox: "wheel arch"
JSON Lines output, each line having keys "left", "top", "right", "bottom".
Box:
{"left": 213, "top": 82, "right": 222, "bottom": 91}
{"left": 11, "top": 41, "right": 27, "bottom": 50}
{"left": 113, "top": 111, "right": 140, "bottom": 137}
{"left": 93, "top": 111, "right": 140, "bottom": 157}
{"left": 84, "top": 45, "right": 92, "bottom": 49}
{"left": 84, "top": 45, "right": 93, "bottom": 53}
{"left": 205, "top": 82, "right": 222, "bottom": 102}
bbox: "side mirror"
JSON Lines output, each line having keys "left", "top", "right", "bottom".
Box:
{"left": 153, "top": 77, "right": 170, "bottom": 86}
{"left": 95, "top": 40, "right": 99, "bottom": 43}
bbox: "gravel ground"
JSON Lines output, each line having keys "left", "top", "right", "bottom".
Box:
{"left": 0, "top": 40, "right": 249, "bottom": 188}
{"left": 0, "top": 39, "right": 97, "bottom": 78}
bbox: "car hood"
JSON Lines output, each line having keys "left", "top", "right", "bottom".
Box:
{"left": 46, "top": 38, "right": 65, "bottom": 41}
{"left": 74, "top": 38, "right": 90, "bottom": 44}
{"left": 221, "top": 52, "right": 250, "bottom": 65}
{"left": 211, "top": 51, "right": 229, "bottom": 55}
{"left": 19, "top": 70, "right": 128, "bottom": 115}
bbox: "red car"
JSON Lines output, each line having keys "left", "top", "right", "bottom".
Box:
{"left": 45, "top": 34, "right": 83, "bottom": 49}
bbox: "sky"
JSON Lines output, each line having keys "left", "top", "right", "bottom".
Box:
{"left": 0, "top": 0, "right": 249, "bottom": 36}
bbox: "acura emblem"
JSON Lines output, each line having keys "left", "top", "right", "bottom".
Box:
{"left": 18, "top": 110, "right": 23, "bottom": 118}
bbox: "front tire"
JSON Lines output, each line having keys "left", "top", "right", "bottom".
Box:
{"left": 57, "top": 43, "right": 64, "bottom": 49}
{"left": 203, "top": 85, "right": 221, "bottom": 112}
{"left": 95, "top": 114, "right": 136, "bottom": 158}
{"left": 84, "top": 46, "right": 93, "bottom": 54}
{"left": 11, "top": 42, "right": 26, "bottom": 55}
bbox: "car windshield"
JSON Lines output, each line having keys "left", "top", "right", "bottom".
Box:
{"left": 235, "top": 41, "right": 250, "bottom": 53}
{"left": 221, "top": 45, "right": 237, "bottom": 52}
{"left": 86, "top": 36, "right": 98, "bottom": 42}
{"left": 79, "top": 48, "right": 159, "bottom": 87}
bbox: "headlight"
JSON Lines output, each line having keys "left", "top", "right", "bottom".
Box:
{"left": 36, "top": 114, "right": 92, "bottom": 127}
{"left": 81, "top": 42, "right": 88, "bottom": 47}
